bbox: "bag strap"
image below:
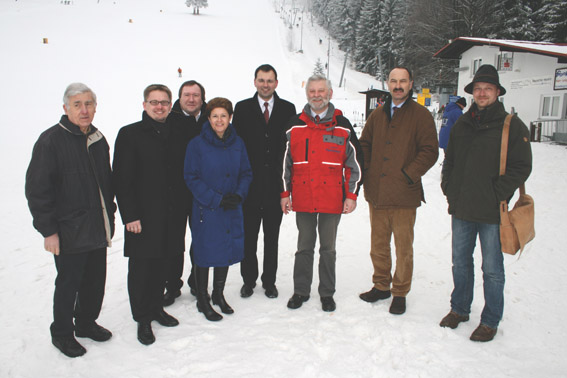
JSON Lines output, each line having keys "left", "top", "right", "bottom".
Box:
{"left": 499, "top": 114, "right": 526, "bottom": 194}
{"left": 499, "top": 114, "right": 513, "bottom": 176}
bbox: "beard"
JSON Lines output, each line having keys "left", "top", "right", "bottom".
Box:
{"left": 308, "top": 96, "right": 330, "bottom": 112}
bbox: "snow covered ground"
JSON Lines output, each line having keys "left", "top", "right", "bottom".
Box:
{"left": 1, "top": 0, "right": 566, "bottom": 377}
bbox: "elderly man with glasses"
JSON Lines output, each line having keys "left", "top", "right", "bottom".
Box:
{"left": 113, "top": 84, "right": 189, "bottom": 345}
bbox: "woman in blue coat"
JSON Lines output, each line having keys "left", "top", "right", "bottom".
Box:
{"left": 184, "top": 97, "right": 252, "bottom": 321}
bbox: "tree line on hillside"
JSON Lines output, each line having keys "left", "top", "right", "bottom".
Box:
{"left": 307, "top": 0, "right": 567, "bottom": 88}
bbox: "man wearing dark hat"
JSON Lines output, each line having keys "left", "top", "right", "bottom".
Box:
{"left": 438, "top": 97, "right": 466, "bottom": 154}
{"left": 439, "top": 64, "right": 532, "bottom": 342}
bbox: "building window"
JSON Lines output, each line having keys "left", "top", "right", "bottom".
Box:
{"left": 497, "top": 52, "right": 513, "bottom": 71}
{"left": 540, "top": 94, "right": 562, "bottom": 118}
{"left": 472, "top": 58, "right": 483, "bottom": 76}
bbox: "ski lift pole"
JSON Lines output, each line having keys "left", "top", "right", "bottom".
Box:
{"left": 339, "top": 49, "right": 348, "bottom": 88}
{"left": 378, "top": 48, "right": 384, "bottom": 89}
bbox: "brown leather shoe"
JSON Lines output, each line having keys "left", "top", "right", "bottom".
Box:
{"left": 439, "top": 311, "right": 470, "bottom": 329}
{"left": 470, "top": 324, "right": 497, "bottom": 342}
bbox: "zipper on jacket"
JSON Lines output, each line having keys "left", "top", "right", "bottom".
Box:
{"left": 305, "top": 138, "right": 309, "bottom": 161}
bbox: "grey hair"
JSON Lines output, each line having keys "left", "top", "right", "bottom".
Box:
{"left": 63, "top": 83, "right": 97, "bottom": 106}
{"left": 305, "top": 74, "right": 332, "bottom": 94}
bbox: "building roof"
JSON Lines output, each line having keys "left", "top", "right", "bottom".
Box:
{"left": 434, "top": 37, "right": 567, "bottom": 63}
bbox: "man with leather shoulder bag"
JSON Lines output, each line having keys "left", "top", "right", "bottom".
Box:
{"left": 440, "top": 65, "right": 532, "bottom": 342}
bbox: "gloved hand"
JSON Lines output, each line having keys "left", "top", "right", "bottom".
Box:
{"left": 219, "top": 193, "right": 242, "bottom": 210}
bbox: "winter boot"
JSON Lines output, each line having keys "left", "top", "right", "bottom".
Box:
{"left": 195, "top": 266, "right": 222, "bottom": 321}
{"left": 212, "top": 266, "right": 234, "bottom": 314}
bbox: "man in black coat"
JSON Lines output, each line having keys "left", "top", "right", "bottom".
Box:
{"left": 113, "top": 84, "right": 187, "bottom": 345}
{"left": 25, "top": 83, "right": 115, "bottom": 358}
{"left": 163, "top": 80, "right": 207, "bottom": 306}
{"left": 233, "top": 64, "right": 296, "bottom": 299}
{"left": 440, "top": 65, "right": 532, "bottom": 342}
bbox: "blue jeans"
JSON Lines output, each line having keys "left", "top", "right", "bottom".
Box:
{"left": 450, "top": 216, "right": 505, "bottom": 329}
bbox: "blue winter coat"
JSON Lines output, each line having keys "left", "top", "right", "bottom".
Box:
{"left": 439, "top": 102, "right": 463, "bottom": 150}
{"left": 184, "top": 122, "right": 252, "bottom": 267}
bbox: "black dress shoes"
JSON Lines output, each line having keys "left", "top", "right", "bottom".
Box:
{"left": 75, "top": 322, "right": 112, "bottom": 342}
{"left": 287, "top": 294, "right": 310, "bottom": 309}
{"left": 52, "top": 335, "right": 86, "bottom": 358}
{"left": 264, "top": 285, "right": 279, "bottom": 299}
{"left": 163, "top": 289, "right": 181, "bottom": 307}
{"left": 321, "top": 296, "right": 336, "bottom": 312}
{"left": 137, "top": 322, "right": 155, "bottom": 345}
{"left": 389, "top": 296, "right": 406, "bottom": 315}
{"left": 359, "top": 287, "right": 391, "bottom": 303}
{"left": 152, "top": 309, "right": 179, "bottom": 327}
{"left": 240, "top": 283, "right": 255, "bottom": 298}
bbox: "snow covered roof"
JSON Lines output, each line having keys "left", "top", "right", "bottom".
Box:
{"left": 434, "top": 37, "right": 567, "bottom": 63}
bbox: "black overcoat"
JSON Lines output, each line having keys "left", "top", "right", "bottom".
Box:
{"left": 233, "top": 92, "right": 296, "bottom": 209}
{"left": 441, "top": 101, "right": 532, "bottom": 224}
{"left": 167, "top": 99, "right": 207, "bottom": 214}
{"left": 113, "top": 112, "right": 189, "bottom": 258}
{"left": 26, "top": 116, "right": 115, "bottom": 254}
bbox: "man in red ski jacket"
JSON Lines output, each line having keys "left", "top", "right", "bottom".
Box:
{"left": 280, "top": 74, "right": 363, "bottom": 312}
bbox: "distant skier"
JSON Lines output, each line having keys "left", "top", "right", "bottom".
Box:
{"left": 178, "top": 67, "right": 182, "bottom": 78}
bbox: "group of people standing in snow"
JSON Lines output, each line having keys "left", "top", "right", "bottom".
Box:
{"left": 25, "top": 63, "right": 531, "bottom": 358}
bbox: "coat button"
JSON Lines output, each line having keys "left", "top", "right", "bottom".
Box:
{"left": 226, "top": 173, "right": 230, "bottom": 177}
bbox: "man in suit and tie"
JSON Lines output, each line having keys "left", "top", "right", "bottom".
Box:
{"left": 233, "top": 64, "right": 296, "bottom": 299}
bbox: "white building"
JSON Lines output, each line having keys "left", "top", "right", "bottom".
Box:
{"left": 434, "top": 37, "right": 567, "bottom": 142}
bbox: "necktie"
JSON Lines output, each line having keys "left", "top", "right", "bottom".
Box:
{"left": 393, "top": 106, "right": 399, "bottom": 114}
{"left": 264, "top": 102, "right": 270, "bottom": 124}
{"left": 315, "top": 115, "right": 320, "bottom": 123}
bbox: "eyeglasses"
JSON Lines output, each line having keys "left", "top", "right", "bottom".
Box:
{"left": 146, "top": 100, "right": 171, "bottom": 106}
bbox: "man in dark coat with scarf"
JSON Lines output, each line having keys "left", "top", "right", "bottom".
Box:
{"left": 163, "top": 80, "right": 207, "bottom": 306}
{"left": 113, "top": 84, "right": 188, "bottom": 345}
{"left": 440, "top": 65, "right": 532, "bottom": 342}
{"left": 25, "top": 83, "right": 115, "bottom": 358}
{"left": 233, "top": 64, "right": 296, "bottom": 299}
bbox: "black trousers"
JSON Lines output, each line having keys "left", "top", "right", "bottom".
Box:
{"left": 240, "top": 203, "right": 283, "bottom": 288}
{"left": 127, "top": 257, "right": 167, "bottom": 323}
{"left": 51, "top": 248, "right": 107, "bottom": 337}
{"left": 165, "top": 215, "right": 196, "bottom": 292}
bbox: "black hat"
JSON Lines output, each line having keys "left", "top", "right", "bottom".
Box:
{"left": 455, "top": 97, "right": 467, "bottom": 107}
{"left": 464, "top": 64, "right": 506, "bottom": 95}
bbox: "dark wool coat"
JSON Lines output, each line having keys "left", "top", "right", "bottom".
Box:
{"left": 25, "top": 115, "right": 115, "bottom": 254}
{"left": 233, "top": 92, "right": 296, "bottom": 210}
{"left": 184, "top": 123, "right": 253, "bottom": 268}
{"left": 113, "top": 112, "right": 189, "bottom": 258}
{"left": 441, "top": 101, "right": 532, "bottom": 224}
{"left": 167, "top": 99, "right": 207, "bottom": 213}
{"left": 168, "top": 99, "right": 207, "bottom": 142}
{"left": 360, "top": 98, "right": 439, "bottom": 209}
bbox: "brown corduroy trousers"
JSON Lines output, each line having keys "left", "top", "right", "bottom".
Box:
{"left": 368, "top": 207, "right": 417, "bottom": 297}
